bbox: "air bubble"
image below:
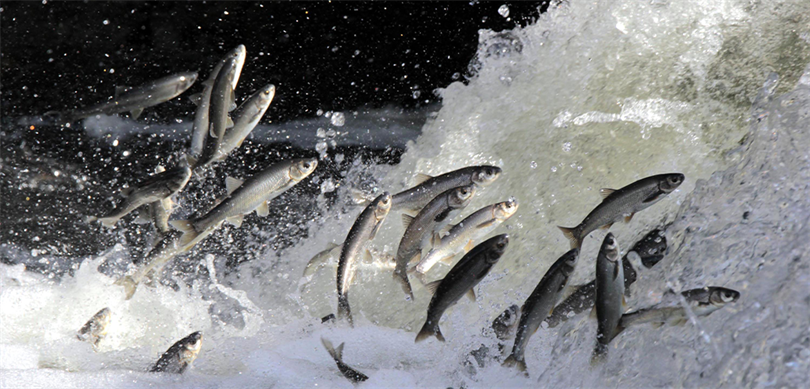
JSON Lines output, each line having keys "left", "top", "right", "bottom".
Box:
{"left": 498, "top": 4, "right": 510, "bottom": 18}
{"left": 330, "top": 112, "right": 345, "bottom": 127}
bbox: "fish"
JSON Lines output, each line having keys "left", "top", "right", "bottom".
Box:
{"left": 414, "top": 198, "right": 518, "bottom": 278}
{"left": 189, "top": 45, "right": 247, "bottom": 160}
{"left": 192, "top": 50, "right": 243, "bottom": 170}
{"left": 212, "top": 84, "right": 276, "bottom": 162}
{"left": 321, "top": 337, "right": 369, "bottom": 384}
{"left": 172, "top": 158, "right": 318, "bottom": 246}
{"left": 303, "top": 243, "right": 395, "bottom": 280}
{"left": 390, "top": 166, "right": 501, "bottom": 214}
{"left": 115, "top": 230, "right": 183, "bottom": 300}
{"left": 615, "top": 287, "right": 740, "bottom": 338}
{"left": 503, "top": 248, "right": 578, "bottom": 373}
{"left": 337, "top": 193, "right": 392, "bottom": 326}
{"left": 76, "top": 307, "right": 111, "bottom": 349}
{"left": 394, "top": 184, "right": 476, "bottom": 299}
{"left": 592, "top": 233, "right": 624, "bottom": 366}
{"left": 415, "top": 234, "right": 509, "bottom": 343}
{"left": 132, "top": 166, "right": 176, "bottom": 234}
{"left": 544, "top": 229, "right": 667, "bottom": 328}
{"left": 87, "top": 165, "right": 192, "bottom": 227}
{"left": 60, "top": 72, "right": 198, "bottom": 122}
{"left": 558, "top": 174, "right": 684, "bottom": 249}
{"left": 149, "top": 331, "right": 203, "bottom": 374}
{"left": 492, "top": 304, "right": 521, "bottom": 343}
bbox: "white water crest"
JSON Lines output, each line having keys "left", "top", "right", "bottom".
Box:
{"left": 3, "top": 1, "right": 810, "bottom": 388}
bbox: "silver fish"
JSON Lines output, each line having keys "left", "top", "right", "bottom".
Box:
{"left": 391, "top": 166, "right": 501, "bottom": 214}
{"left": 303, "top": 243, "right": 395, "bottom": 280}
{"left": 415, "top": 199, "right": 518, "bottom": 277}
{"left": 172, "top": 158, "right": 317, "bottom": 245}
{"left": 193, "top": 51, "right": 242, "bottom": 170}
{"left": 64, "top": 72, "right": 197, "bottom": 122}
{"left": 394, "top": 184, "right": 476, "bottom": 299}
{"left": 115, "top": 230, "right": 183, "bottom": 300}
{"left": 558, "top": 174, "right": 684, "bottom": 249}
{"left": 415, "top": 234, "right": 509, "bottom": 343}
{"left": 76, "top": 307, "right": 111, "bottom": 349}
{"left": 616, "top": 287, "right": 740, "bottom": 338}
{"left": 321, "top": 337, "right": 369, "bottom": 383}
{"left": 545, "top": 229, "right": 667, "bottom": 328}
{"left": 503, "top": 248, "right": 578, "bottom": 374}
{"left": 189, "top": 45, "right": 247, "bottom": 160}
{"left": 213, "top": 84, "right": 276, "bottom": 162}
{"left": 592, "top": 233, "right": 624, "bottom": 365}
{"left": 87, "top": 165, "right": 191, "bottom": 227}
{"left": 149, "top": 331, "right": 203, "bottom": 374}
{"left": 337, "top": 193, "right": 392, "bottom": 326}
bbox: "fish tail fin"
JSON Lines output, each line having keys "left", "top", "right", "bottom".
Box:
{"left": 184, "top": 154, "right": 198, "bottom": 169}
{"left": 557, "top": 226, "right": 581, "bottom": 249}
{"left": 114, "top": 275, "right": 138, "bottom": 300}
{"left": 320, "top": 337, "right": 343, "bottom": 363}
{"left": 393, "top": 268, "right": 414, "bottom": 301}
{"left": 415, "top": 320, "right": 444, "bottom": 343}
{"left": 590, "top": 342, "right": 609, "bottom": 366}
{"left": 502, "top": 355, "right": 527, "bottom": 373}
{"left": 170, "top": 220, "right": 199, "bottom": 248}
{"left": 337, "top": 294, "right": 353, "bottom": 327}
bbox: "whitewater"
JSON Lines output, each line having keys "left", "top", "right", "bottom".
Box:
{"left": 2, "top": 0, "right": 810, "bottom": 387}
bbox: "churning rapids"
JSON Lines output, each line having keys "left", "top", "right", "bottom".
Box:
{"left": 2, "top": 1, "right": 810, "bottom": 388}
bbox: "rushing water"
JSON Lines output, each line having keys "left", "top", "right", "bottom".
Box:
{"left": 2, "top": 1, "right": 810, "bottom": 387}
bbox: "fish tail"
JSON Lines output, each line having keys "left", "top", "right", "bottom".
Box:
{"left": 320, "top": 337, "right": 341, "bottom": 362}
{"left": 114, "top": 275, "right": 139, "bottom": 300}
{"left": 502, "top": 355, "right": 528, "bottom": 373}
{"left": 170, "top": 220, "right": 199, "bottom": 248}
{"left": 184, "top": 154, "right": 198, "bottom": 169}
{"left": 557, "top": 226, "right": 581, "bottom": 249}
{"left": 393, "top": 268, "right": 414, "bottom": 301}
{"left": 337, "top": 294, "right": 353, "bottom": 327}
{"left": 415, "top": 320, "right": 444, "bottom": 343}
{"left": 590, "top": 341, "right": 609, "bottom": 366}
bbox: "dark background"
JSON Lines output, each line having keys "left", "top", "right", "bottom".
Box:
{"left": 1, "top": 1, "right": 547, "bottom": 122}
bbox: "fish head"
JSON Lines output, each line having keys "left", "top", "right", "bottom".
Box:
{"left": 449, "top": 184, "right": 477, "bottom": 208}
{"left": 180, "top": 331, "right": 203, "bottom": 362}
{"left": 372, "top": 192, "right": 393, "bottom": 221}
{"left": 493, "top": 198, "right": 519, "bottom": 221}
{"left": 94, "top": 307, "right": 112, "bottom": 326}
{"left": 659, "top": 173, "right": 685, "bottom": 193}
{"left": 176, "top": 72, "right": 199, "bottom": 91}
{"left": 601, "top": 233, "right": 620, "bottom": 262}
{"left": 633, "top": 229, "right": 667, "bottom": 268}
{"left": 471, "top": 166, "right": 502, "bottom": 187}
{"left": 492, "top": 304, "right": 520, "bottom": 340}
{"left": 290, "top": 158, "right": 318, "bottom": 181}
{"left": 257, "top": 84, "right": 276, "bottom": 106}
{"left": 709, "top": 287, "right": 740, "bottom": 306}
{"left": 561, "top": 248, "right": 579, "bottom": 275}
{"left": 485, "top": 233, "right": 510, "bottom": 264}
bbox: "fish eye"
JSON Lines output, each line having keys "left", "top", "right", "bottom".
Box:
{"left": 302, "top": 162, "right": 311, "bottom": 169}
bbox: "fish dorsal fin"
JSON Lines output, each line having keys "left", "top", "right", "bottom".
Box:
{"left": 362, "top": 248, "right": 374, "bottom": 264}
{"left": 256, "top": 201, "right": 269, "bottom": 217}
{"left": 590, "top": 305, "right": 598, "bottom": 319}
{"left": 130, "top": 108, "right": 144, "bottom": 120}
{"left": 120, "top": 186, "right": 134, "bottom": 197}
{"left": 188, "top": 93, "right": 202, "bottom": 106}
{"left": 335, "top": 342, "right": 345, "bottom": 361}
{"left": 201, "top": 79, "right": 215, "bottom": 88}
{"left": 599, "top": 188, "right": 616, "bottom": 199}
{"left": 466, "top": 288, "right": 476, "bottom": 302}
{"left": 624, "top": 212, "right": 635, "bottom": 223}
{"left": 225, "top": 176, "right": 244, "bottom": 195}
{"left": 425, "top": 280, "right": 442, "bottom": 295}
{"left": 226, "top": 116, "right": 234, "bottom": 129}
{"left": 599, "top": 222, "right": 614, "bottom": 230}
{"left": 413, "top": 173, "right": 433, "bottom": 186}
{"left": 401, "top": 214, "right": 415, "bottom": 229}
{"left": 114, "top": 85, "right": 129, "bottom": 98}
{"left": 226, "top": 214, "right": 244, "bottom": 228}
{"left": 431, "top": 232, "right": 442, "bottom": 247}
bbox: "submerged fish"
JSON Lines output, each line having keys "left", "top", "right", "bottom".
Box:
{"left": 394, "top": 184, "right": 476, "bottom": 299}
{"left": 189, "top": 45, "right": 247, "bottom": 160}
{"left": 492, "top": 304, "right": 521, "bottom": 343}
{"left": 558, "top": 174, "right": 684, "bottom": 249}
{"left": 76, "top": 307, "right": 111, "bottom": 349}
{"left": 615, "top": 287, "right": 740, "bottom": 338}
{"left": 391, "top": 166, "right": 501, "bottom": 214}
{"left": 172, "top": 158, "right": 317, "bottom": 245}
{"left": 115, "top": 230, "right": 183, "bottom": 300}
{"left": 337, "top": 193, "right": 392, "bottom": 326}
{"left": 545, "top": 229, "right": 667, "bottom": 328}
{"left": 321, "top": 337, "right": 369, "bottom": 384}
{"left": 149, "top": 331, "right": 203, "bottom": 374}
{"left": 87, "top": 165, "right": 191, "bottom": 227}
{"left": 415, "top": 234, "right": 509, "bottom": 343}
{"left": 213, "top": 84, "right": 276, "bottom": 162}
{"left": 503, "top": 248, "right": 578, "bottom": 373}
{"left": 62, "top": 72, "right": 197, "bottom": 122}
{"left": 415, "top": 199, "right": 518, "bottom": 277}
{"left": 592, "top": 233, "right": 624, "bottom": 366}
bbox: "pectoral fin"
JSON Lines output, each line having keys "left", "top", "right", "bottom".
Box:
{"left": 256, "top": 201, "right": 269, "bottom": 217}
{"left": 130, "top": 108, "right": 144, "bottom": 120}
{"left": 599, "top": 188, "right": 616, "bottom": 199}
{"left": 624, "top": 212, "right": 635, "bottom": 223}
{"left": 401, "top": 214, "right": 415, "bottom": 229}
{"left": 425, "top": 280, "right": 441, "bottom": 296}
{"left": 413, "top": 173, "right": 433, "bottom": 185}
{"left": 599, "top": 222, "right": 614, "bottom": 230}
{"left": 642, "top": 191, "right": 664, "bottom": 203}
{"left": 475, "top": 219, "right": 497, "bottom": 230}
{"left": 226, "top": 214, "right": 244, "bottom": 228}
{"left": 225, "top": 176, "right": 244, "bottom": 195}
{"left": 465, "top": 288, "right": 476, "bottom": 302}
{"left": 226, "top": 116, "right": 234, "bottom": 128}
{"left": 189, "top": 93, "right": 202, "bottom": 106}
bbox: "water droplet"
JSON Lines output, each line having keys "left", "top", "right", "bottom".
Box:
{"left": 334, "top": 154, "right": 344, "bottom": 163}
{"left": 530, "top": 161, "right": 537, "bottom": 169}
{"left": 562, "top": 142, "right": 572, "bottom": 152}
{"left": 315, "top": 141, "right": 328, "bottom": 154}
{"left": 331, "top": 112, "right": 345, "bottom": 127}
{"left": 325, "top": 129, "right": 336, "bottom": 137}
{"left": 316, "top": 109, "right": 324, "bottom": 116}
{"left": 551, "top": 166, "right": 558, "bottom": 172}
{"left": 452, "top": 72, "right": 461, "bottom": 80}
{"left": 316, "top": 128, "right": 326, "bottom": 138}
{"left": 498, "top": 4, "right": 509, "bottom": 17}
{"left": 102, "top": 19, "right": 109, "bottom": 25}
{"left": 320, "top": 178, "right": 336, "bottom": 193}
{"left": 112, "top": 139, "right": 119, "bottom": 147}
{"left": 412, "top": 90, "right": 421, "bottom": 99}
